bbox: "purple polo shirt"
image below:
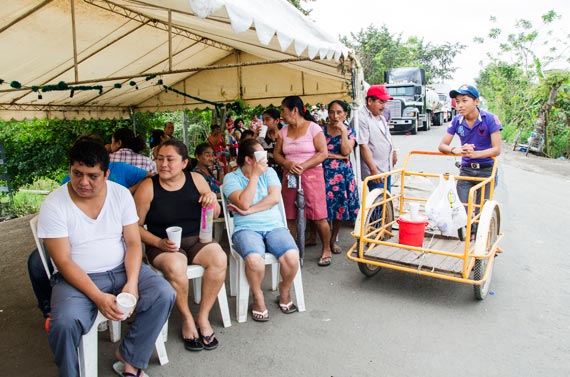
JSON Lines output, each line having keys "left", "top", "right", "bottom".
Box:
{"left": 447, "top": 108, "right": 502, "bottom": 165}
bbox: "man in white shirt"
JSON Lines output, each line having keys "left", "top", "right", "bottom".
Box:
{"left": 316, "top": 103, "right": 328, "bottom": 123}
{"left": 38, "top": 138, "right": 175, "bottom": 377}
{"left": 353, "top": 85, "right": 398, "bottom": 192}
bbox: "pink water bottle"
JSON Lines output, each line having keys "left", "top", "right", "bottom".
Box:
{"left": 199, "top": 205, "right": 215, "bottom": 243}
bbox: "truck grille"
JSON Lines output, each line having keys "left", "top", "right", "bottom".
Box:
{"left": 386, "top": 100, "right": 402, "bottom": 117}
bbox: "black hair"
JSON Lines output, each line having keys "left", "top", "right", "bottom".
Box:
{"left": 69, "top": 136, "right": 110, "bottom": 173}
{"left": 236, "top": 138, "right": 260, "bottom": 167}
{"left": 281, "top": 95, "right": 315, "bottom": 122}
{"left": 157, "top": 139, "right": 189, "bottom": 161}
{"left": 262, "top": 107, "right": 281, "bottom": 120}
{"left": 149, "top": 129, "right": 165, "bottom": 149}
{"left": 112, "top": 127, "right": 146, "bottom": 153}
{"left": 234, "top": 118, "right": 245, "bottom": 129}
{"left": 241, "top": 129, "right": 255, "bottom": 140}
{"left": 210, "top": 124, "right": 221, "bottom": 132}
{"left": 328, "top": 100, "right": 349, "bottom": 113}
{"left": 195, "top": 142, "right": 213, "bottom": 157}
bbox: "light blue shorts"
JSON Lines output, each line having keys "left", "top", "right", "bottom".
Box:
{"left": 232, "top": 227, "right": 299, "bottom": 260}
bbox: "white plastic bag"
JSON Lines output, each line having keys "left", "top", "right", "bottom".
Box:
{"left": 425, "top": 175, "right": 467, "bottom": 236}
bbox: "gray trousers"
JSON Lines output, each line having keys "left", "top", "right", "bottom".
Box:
{"left": 48, "top": 263, "right": 175, "bottom": 377}
{"left": 457, "top": 166, "right": 496, "bottom": 232}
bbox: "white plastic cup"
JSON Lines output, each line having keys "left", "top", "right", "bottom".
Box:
{"left": 166, "top": 226, "right": 182, "bottom": 248}
{"left": 116, "top": 292, "right": 137, "bottom": 321}
{"left": 409, "top": 202, "right": 420, "bottom": 221}
{"left": 254, "top": 150, "right": 267, "bottom": 161}
{"left": 259, "top": 125, "right": 268, "bottom": 138}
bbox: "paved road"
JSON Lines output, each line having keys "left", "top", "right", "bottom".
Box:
{"left": 2, "top": 123, "right": 569, "bottom": 377}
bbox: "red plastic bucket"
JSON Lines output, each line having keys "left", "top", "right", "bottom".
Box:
{"left": 397, "top": 216, "right": 428, "bottom": 247}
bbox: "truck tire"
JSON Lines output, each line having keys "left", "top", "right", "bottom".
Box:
{"left": 434, "top": 112, "right": 443, "bottom": 126}
{"left": 422, "top": 112, "right": 431, "bottom": 131}
{"left": 411, "top": 119, "right": 418, "bottom": 134}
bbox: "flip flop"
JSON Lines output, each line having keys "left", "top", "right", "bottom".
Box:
{"left": 112, "top": 361, "right": 149, "bottom": 377}
{"left": 198, "top": 330, "right": 219, "bottom": 351}
{"left": 331, "top": 244, "right": 342, "bottom": 254}
{"left": 182, "top": 335, "right": 204, "bottom": 352}
{"left": 317, "top": 256, "right": 332, "bottom": 267}
{"left": 278, "top": 301, "right": 298, "bottom": 314}
{"left": 251, "top": 309, "right": 270, "bottom": 322}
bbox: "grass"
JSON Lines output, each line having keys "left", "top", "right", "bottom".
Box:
{"left": 1, "top": 178, "right": 59, "bottom": 218}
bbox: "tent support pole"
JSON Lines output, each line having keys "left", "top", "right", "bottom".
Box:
{"left": 168, "top": 10, "right": 173, "bottom": 71}
{"left": 70, "top": 0, "right": 79, "bottom": 82}
{"left": 0, "top": 0, "right": 53, "bottom": 34}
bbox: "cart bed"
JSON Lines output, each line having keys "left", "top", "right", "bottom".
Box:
{"left": 363, "top": 233, "right": 472, "bottom": 277}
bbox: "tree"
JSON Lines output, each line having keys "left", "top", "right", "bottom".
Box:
{"left": 341, "top": 25, "right": 464, "bottom": 84}
{"left": 475, "top": 10, "right": 570, "bottom": 157}
{"left": 287, "top": 0, "right": 315, "bottom": 15}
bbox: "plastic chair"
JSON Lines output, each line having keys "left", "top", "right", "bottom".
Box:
{"left": 30, "top": 216, "right": 169, "bottom": 374}
{"left": 221, "top": 193, "right": 305, "bottom": 323}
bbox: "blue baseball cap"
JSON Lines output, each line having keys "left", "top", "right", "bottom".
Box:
{"left": 449, "top": 84, "right": 480, "bottom": 99}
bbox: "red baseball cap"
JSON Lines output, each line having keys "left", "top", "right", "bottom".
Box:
{"left": 366, "top": 85, "right": 393, "bottom": 101}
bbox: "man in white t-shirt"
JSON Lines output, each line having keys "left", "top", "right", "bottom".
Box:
{"left": 38, "top": 138, "right": 175, "bottom": 377}
{"left": 316, "top": 103, "right": 328, "bottom": 123}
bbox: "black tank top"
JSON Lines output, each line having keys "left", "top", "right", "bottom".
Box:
{"left": 146, "top": 171, "right": 202, "bottom": 238}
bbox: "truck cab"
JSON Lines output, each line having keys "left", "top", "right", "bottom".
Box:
{"left": 383, "top": 67, "right": 436, "bottom": 134}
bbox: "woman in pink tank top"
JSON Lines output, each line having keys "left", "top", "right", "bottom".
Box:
{"left": 274, "top": 96, "right": 333, "bottom": 267}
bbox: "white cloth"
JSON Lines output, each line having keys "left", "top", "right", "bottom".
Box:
{"left": 353, "top": 105, "right": 394, "bottom": 178}
{"left": 37, "top": 181, "right": 139, "bottom": 273}
{"left": 317, "top": 109, "right": 328, "bottom": 122}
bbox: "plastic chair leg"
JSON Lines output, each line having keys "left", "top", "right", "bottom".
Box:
{"left": 293, "top": 265, "right": 306, "bottom": 313}
{"left": 236, "top": 260, "right": 250, "bottom": 323}
{"left": 217, "top": 283, "right": 232, "bottom": 328}
{"left": 229, "top": 254, "right": 237, "bottom": 297}
{"left": 79, "top": 313, "right": 104, "bottom": 377}
{"left": 109, "top": 320, "right": 121, "bottom": 343}
{"left": 193, "top": 277, "right": 202, "bottom": 304}
{"left": 271, "top": 263, "right": 279, "bottom": 291}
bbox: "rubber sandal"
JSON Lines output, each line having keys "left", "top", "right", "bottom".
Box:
{"left": 199, "top": 330, "right": 219, "bottom": 351}
{"left": 182, "top": 336, "right": 204, "bottom": 352}
{"left": 317, "top": 256, "right": 332, "bottom": 267}
{"left": 251, "top": 309, "right": 270, "bottom": 322}
{"left": 112, "top": 361, "right": 149, "bottom": 377}
{"left": 278, "top": 301, "right": 298, "bottom": 314}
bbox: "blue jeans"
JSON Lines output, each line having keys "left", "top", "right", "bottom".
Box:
{"left": 232, "top": 227, "right": 298, "bottom": 260}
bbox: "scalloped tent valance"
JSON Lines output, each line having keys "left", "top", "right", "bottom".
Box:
{"left": 0, "top": 0, "right": 365, "bottom": 121}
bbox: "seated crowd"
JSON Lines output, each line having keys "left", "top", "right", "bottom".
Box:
{"left": 30, "top": 96, "right": 360, "bottom": 375}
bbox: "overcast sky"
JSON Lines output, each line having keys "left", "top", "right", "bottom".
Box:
{"left": 309, "top": 0, "right": 570, "bottom": 89}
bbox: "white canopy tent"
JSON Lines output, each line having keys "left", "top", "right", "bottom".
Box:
{"left": 0, "top": 0, "right": 366, "bottom": 121}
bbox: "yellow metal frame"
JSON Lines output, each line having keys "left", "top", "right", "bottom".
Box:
{"left": 347, "top": 150, "right": 504, "bottom": 285}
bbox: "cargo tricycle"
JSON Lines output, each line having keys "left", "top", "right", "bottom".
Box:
{"left": 348, "top": 151, "right": 503, "bottom": 300}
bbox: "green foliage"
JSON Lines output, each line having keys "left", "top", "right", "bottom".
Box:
{"left": 341, "top": 24, "right": 464, "bottom": 84}
{"left": 287, "top": 0, "right": 314, "bottom": 15}
{"left": 475, "top": 10, "right": 570, "bottom": 159}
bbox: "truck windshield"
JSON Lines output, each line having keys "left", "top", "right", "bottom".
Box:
{"left": 387, "top": 86, "right": 415, "bottom": 96}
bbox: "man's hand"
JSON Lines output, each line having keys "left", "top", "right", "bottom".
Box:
{"left": 370, "top": 167, "right": 384, "bottom": 184}
{"left": 94, "top": 292, "right": 127, "bottom": 321}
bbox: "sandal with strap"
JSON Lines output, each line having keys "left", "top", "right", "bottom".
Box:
{"left": 251, "top": 309, "right": 270, "bottom": 322}
{"left": 112, "top": 361, "right": 149, "bottom": 377}
{"left": 198, "top": 329, "right": 219, "bottom": 351}
{"left": 278, "top": 301, "right": 298, "bottom": 314}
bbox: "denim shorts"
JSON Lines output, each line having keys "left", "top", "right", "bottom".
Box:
{"left": 232, "top": 227, "right": 298, "bottom": 259}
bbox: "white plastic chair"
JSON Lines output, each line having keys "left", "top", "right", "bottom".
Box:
{"left": 30, "top": 216, "right": 169, "bottom": 374}
{"left": 221, "top": 193, "right": 305, "bottom": 323}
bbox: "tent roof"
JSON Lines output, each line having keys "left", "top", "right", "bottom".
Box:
{"left": 0, "top": 0, "right": 362, "bottom": 120}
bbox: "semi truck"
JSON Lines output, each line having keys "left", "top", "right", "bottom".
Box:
{"left": 383, "top": 67, "right": 442, "bottom": 134}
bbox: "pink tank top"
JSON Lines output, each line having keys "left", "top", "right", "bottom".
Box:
{"left": 279, "top": 122, "right": 323, "bottom": 165}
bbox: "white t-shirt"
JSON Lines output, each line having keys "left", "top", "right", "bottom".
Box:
{"left": 317, "top": 109, "right": 328, "bottom": 122}
{"left": 37, "top": 181, "right": 139, "bottom": 273}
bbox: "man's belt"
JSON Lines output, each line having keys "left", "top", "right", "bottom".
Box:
{"left": 462, "top": 163, "right": 493, "bottom": 169}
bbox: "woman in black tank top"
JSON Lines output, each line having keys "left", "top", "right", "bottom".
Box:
{"left": 134, "top": 140, "right": 226, "bottom": 351}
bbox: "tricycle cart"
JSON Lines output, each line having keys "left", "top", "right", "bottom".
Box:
{"left": 348, "top": 151, "right": 504, "bottom": 300}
